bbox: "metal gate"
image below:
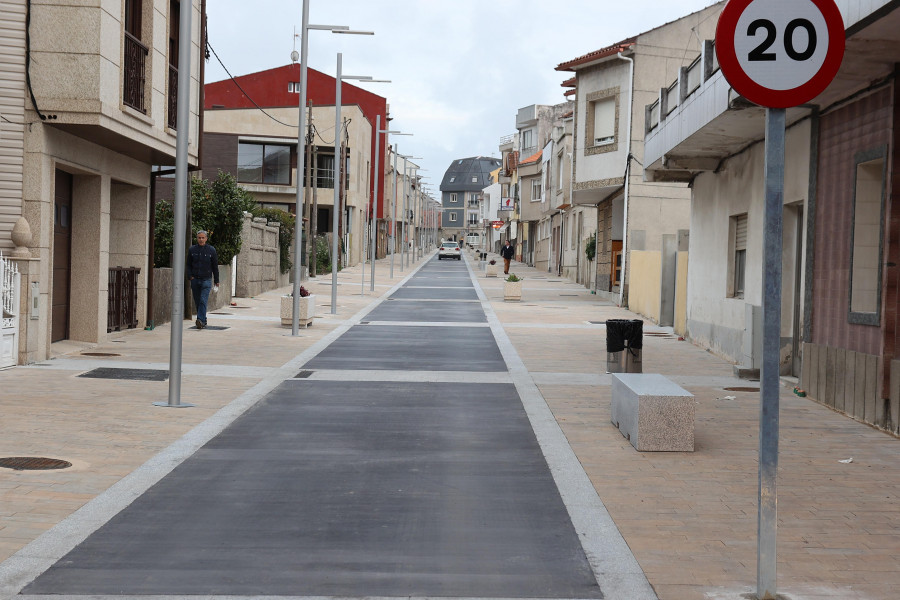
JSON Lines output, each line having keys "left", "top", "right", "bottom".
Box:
{"left": 1, "top": 252, "right": 21, "bottom": 368}
{"left": 107, "top": 267, "right": 140, "bottom": 332}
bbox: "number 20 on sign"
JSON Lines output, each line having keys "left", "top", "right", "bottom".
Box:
{"left": 716, "top": 0, "right": 844, "bottom": 108}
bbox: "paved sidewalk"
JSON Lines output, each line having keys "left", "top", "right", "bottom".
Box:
{"left": 0, "top": 249, "right": 898, "bottom": 600}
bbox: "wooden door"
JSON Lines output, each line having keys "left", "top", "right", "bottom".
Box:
{"left": 611, "top": 240, "right": 623, "bottom": 289}
{"left": 52, "top": 170, "right": 73, "bottom": 342}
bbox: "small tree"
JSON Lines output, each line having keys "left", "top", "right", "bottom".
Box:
{"left": 154, "top": 171, "right": 255, "bottom": 267}
{"left": 585, "top": 233, "right": 597, "bottom": 262}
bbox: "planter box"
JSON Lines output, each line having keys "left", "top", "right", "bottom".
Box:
{"left": 485, "top": 264, "right": 499, "bottom": 277}
{"left": 280, "top": 294, "right": 316, "bottom": 327}
{"left": 504, "top": 280, "right": 523, "bottom": 301}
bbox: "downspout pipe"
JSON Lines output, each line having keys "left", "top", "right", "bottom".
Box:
{"left": 617, "top": 51, "right": 634, "bottom": 307}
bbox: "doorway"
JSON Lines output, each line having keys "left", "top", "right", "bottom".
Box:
{"left": 52, "top": 170, "right": 73, "bottom": 342}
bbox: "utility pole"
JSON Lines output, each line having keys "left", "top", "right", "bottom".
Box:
{"left": 311, "top": 142, "right": 319, "bottom": 277}
{"left": 304, "top": 100, "right": 313, "bottom": 277}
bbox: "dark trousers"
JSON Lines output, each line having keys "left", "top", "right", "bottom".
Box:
{"left": 190, "top": 277, "right": 213, "bottom": 324}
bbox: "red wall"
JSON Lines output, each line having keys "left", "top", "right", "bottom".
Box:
{"left": 204, "top": 64, "right": 389, "bottom": 218}
{"left": 812, "top": 86, "right": 893, "bottom": 357}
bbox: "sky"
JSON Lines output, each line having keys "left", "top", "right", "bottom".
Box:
{"left": 204, "top": 0, "right": 721, "bottom": 198}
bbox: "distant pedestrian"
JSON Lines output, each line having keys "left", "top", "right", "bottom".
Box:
{"left": 187, "top": 230, "right": 219, "bottom": 329}
{"left": 500, "top": 240, "right": 514, "bottom": 274}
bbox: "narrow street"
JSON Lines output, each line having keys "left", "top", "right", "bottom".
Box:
{"left": 14, "top": 254, "right": 651, "bottom": 599}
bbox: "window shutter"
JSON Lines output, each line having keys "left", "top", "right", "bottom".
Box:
{"left": 593, "top": 98, "right": 615, "bottom": 142}
{"left": 734, "top": 214, "right": 748, "bottom": 252}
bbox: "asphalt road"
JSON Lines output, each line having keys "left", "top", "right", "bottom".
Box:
{"left": 21, "top": 256, "right": 604, "bottom": 598}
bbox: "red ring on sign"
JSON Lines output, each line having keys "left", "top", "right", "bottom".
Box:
{"left": 716, "top": 0, "right": 845, "bottom": 108}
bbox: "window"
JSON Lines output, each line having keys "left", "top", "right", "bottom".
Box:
{"left": 592, "top": 97, "right": 616, "bottom": 146}
{"left": 449, "top": 213, "right": 458, "bottom": 222}
{"left": 237, "top": 143, "right": 292, "bottom": 185}
{"left": 585, "top": 88, "right": 619, "bottom": 155}
{"left": 729, "top": 213, "right": 748, "bottom": 298}
{"left": 449, "top": 193, "right": 458, "bottom": 204}
{"left": 316, "top": 154, "right": 334, "bottom": 189}
{"left": 449, "top": 176, "right": 456, "bottom": 183}
{"left": 468, "top": 214, "right": 479, "bottom": 226}
{"left": 849, "top": 147, "right": 887, "bottom": 324}
{"left": 557, "top": 153, "right": 565, "bottom": 190}
{"left": 522, "top": 129, "right": 534, "bottom": 151}
{"left": 471, "top": 176, "right": 478, "bottom": 183}
{"left": 531, "top": 179, "right": 541, "bottom": 202}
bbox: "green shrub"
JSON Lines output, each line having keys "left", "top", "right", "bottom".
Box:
{"left": 585, "top": 233, "right": 597, "bottom": 262}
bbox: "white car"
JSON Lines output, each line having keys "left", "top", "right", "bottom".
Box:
{"left": 438, "top": 241, "right": 461, "bottom": 260}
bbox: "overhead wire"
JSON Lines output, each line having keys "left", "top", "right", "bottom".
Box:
{"left": 206, "top": 41, "right": 297, "bottom": 128}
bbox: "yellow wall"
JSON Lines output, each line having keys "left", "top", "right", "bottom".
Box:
{"left": 628, "top": 250, "right": 661, "bottom": 322}
{"left": 674, "top": 251, "right": 689, "bottom": 335}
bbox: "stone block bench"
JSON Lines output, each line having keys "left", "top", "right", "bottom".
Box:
{"left": 611, "top": 373, "right": 695, "bottom": 452}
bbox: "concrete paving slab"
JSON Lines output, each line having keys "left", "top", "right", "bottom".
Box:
{"left": 390, "top": 287, "right": 479, "bottom": 300}
{"left": 365, "top": 300, "right": 487, "bottom": 323}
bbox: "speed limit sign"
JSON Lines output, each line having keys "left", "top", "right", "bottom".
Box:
{"left": 716, "top": 0, "right": 845, "bottom": 108}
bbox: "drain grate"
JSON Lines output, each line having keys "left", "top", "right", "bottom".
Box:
{"left": 0, "top": 457, "right": 72, "bottom": 471}
{"left": 560, "top": 294, "right": 580, "bottom": 297}
{"left": 80, "top": 352, "right": 120, "bottom": 357}
{"left": 195, "top": 325, "right": 229, "bottom": 331}
{"left": 78, "top": 368, "right": 169, "bottom": 381}
{"left": 724, "top": 386, "right": 760, "bottom": 392}
{"left": 294, "top": 370, "right": 314, "bottom": 379}
{"left": 231, "top": 306, "right": 251, "bottom": 309}
{"left": 210, "top": 312, "right": 233, "bottom": 315}
{"left": 589, "top": 321, "right": 606, "bottom": 325}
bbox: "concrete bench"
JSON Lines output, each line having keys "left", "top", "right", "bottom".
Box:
{"left": 611, "top": 373, "right": 695, "bottom": 452}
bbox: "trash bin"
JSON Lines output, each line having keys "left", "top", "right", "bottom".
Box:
{"left": 606, "top": 319, "right": 643, "bottom": 373}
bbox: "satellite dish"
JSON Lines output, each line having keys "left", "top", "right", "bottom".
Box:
{"left": 290, "top": 50, "right": 299, "bottom": 63}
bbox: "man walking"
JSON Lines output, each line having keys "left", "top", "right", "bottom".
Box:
{"left": 187, "top": 230, "right": 219, "bottom": 329}
{"left": 500, "top": 239, "right": 514, "bottom": 275}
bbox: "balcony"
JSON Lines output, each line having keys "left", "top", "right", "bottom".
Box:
{"left": 644, "top": 1, "right": 899, "bottom": 183}
{"left": 123, "top": 32, "right": 148, "bottom": 114}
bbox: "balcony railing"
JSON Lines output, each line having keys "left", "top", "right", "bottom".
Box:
{"left": 123, "top": 32, "right": 149, "bottom": 113}
{"left": 645, "top": 40, "right": 720, "bottom": 135}
{"left": 167, "top": 65, "right": 178, "bottom": 129}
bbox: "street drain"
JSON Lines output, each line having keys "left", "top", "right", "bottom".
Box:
{"left": 195, "top": 325, "right": 230, "bottom": 331}
{"left": 231, "top": 306, "right": 251, "bottom": 309}
{"left": 78, "top": 368, "right": 169, "bottom": 381}
{"left": 724, "top": 387, "right": 760, "bottom": 392}
{"left": 589, "top": 321, "right": 606, "bottom": 325}
{"left": 294, "top": 370, "right": 314, "bottom": 378}
{"left": 210, "top": 312, "right": 233, "bottom": 315}
{"left": 0, "top": 457, "right": 72, "bottom": 471}
{"left": 80, "top": 352, "right": 120, "bottom": 357}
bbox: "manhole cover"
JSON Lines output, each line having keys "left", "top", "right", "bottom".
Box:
{"left": 0, "top": 457, "right": 72, "bottom": 471}
{"left": 78, "top": 368, "right": 169, "bottom": 381}
{"left": 294, "top": 370, "right": 314, "bottom": 378}
{"left": 80, "top": 352, "right": 120, "bottom": 357}
{"left": 724, "top": 387, "right": 760, "bottom": 392}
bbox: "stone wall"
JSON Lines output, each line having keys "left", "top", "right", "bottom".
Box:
{"left": 152, "top": 264, "right": 232, "bottom": 326}
{"left": 235, "top": 213, "right": 280, "bottom": 298}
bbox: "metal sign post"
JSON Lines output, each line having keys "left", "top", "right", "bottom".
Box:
{"left": 717, "top": 0, "right": 844, "bottom": 597}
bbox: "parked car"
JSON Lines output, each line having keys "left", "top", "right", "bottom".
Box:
{"left": 438, "top": 241, "right": 461, "bottom": 260}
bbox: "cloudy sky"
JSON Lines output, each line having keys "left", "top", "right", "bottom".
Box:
{"left": 205, "top": 0, "right": 721, "bottom": 196}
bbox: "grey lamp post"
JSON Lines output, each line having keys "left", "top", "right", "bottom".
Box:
{"left": 160, "top": 0, "right": 194, "bottom": 408}
{"left": 370, "top": 120, "right": 410, "bottom": 291}
{"left": 331, "top": 53, "right": 383, "bottom": 314}
{"left": 290, "top": 2, "right": 372, "bottom": 336}
{"left": 399, "top": 156, "right": 421, "bottom": 270}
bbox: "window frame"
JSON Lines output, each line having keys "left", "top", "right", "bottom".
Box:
{"left": 727, "top": 213, "right": 748, "bottom": 299}
{"left": 848, "top": 145, "right": 888, "bottom": 326}
{"left": 237, "top": 141, "right": 293, "bottom": 186}
{"left": 584, "top": 87, "right": 619, "bottom": 156}
{"left": 531, "top": 178, "right": 542, "bottom": 202}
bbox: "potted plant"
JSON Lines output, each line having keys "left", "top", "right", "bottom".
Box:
{"left": 280, "top": 285, "right": 316, "bottom": 327}
{"left": 485, "top": 259, "right": 499, "bottom": 277}
{"left": 504, "top": 273, "right": 523, "bottom": 301}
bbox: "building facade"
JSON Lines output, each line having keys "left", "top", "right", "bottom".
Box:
{"left": 439, "top": 157, "right": 501, "bottom": 243}
{"left": 1, "top": 0, "right": 203, "bottom": 364}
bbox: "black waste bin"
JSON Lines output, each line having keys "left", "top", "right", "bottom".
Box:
{"left": 606, "top": 319, "right": 643, "bottom": 373}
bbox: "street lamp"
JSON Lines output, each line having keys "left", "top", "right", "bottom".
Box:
{"left": 390, "top": 141, "right": 414, "bottom": 278}
{"left": 330, "top": 54, "right": 387, "bottom": 314}
{"left": 370, "top": 119, "right": 410, "bottom": 291}
{"left": 290, "top": 1, "right": 373, "bottom": 336}
{"left": 399, "top": 155, "right": 421, "bottom": 270}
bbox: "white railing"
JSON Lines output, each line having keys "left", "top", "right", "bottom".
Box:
{"left": 1, "top": 252, "right": 21, "bottom": 368}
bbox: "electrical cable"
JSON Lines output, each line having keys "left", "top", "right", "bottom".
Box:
{"left": 207, "top": 41, "right": 297, "bottom": 128}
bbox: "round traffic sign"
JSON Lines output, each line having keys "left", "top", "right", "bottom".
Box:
{"left": 716, "top": 0, "right": 845, "bottom": 108}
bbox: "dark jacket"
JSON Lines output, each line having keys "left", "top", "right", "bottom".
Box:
{"left": 187, "top": 243, "right": 220, "bottom": 284}
{"left": 500, "top": 244, "right": 514, "bottom": 260}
